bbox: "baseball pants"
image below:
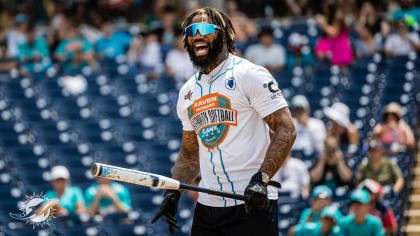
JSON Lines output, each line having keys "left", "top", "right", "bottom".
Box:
{"left": 191, "top": 200, "right": 278, "bottom": 236}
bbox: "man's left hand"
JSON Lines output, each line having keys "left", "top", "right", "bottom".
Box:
{"left": 244, "top": 172, "right": 269, "bottom": 213}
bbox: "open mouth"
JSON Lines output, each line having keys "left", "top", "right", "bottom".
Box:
{"left": 193, "top": 42, "right": 209, "bottom": 57}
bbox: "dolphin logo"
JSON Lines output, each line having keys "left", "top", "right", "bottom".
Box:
{"left": 10, "top": 196, "right": 58, "bottom": 228}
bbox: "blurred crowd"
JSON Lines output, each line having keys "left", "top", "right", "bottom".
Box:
{"left": 0, "top": 0, "right": 417, "bottom": 82}
{"left": 3, "top": 0, "right": 414, "bottom": 234}
{"left": 282, "top": 98, "right": 414, "bottom": 235}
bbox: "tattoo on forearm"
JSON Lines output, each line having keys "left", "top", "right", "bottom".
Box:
{"left": 172, "top": 131, "right": 200, "bottom": 186}
{"left": 260, "top": 107, "right": 296, "bottom": 178}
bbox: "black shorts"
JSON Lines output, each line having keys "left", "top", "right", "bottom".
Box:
{"left": 191, "top": 200, "right": 278, "bottom": 236}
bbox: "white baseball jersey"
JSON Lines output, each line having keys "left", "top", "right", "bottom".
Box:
{"left": 177, "top": 53, "right": 288, "bottom": 207}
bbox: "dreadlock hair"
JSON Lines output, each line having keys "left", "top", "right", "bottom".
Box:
{"left": 182, "top": 7, "right": 237, "bottom": 54}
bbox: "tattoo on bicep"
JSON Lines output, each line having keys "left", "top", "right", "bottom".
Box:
{"left": 172, "top": 131, "right": 200, "bottom": 184}
{"left": 260, "top": 108, "right": 296, "bottom": 177}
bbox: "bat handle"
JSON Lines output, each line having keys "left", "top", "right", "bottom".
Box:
{"left": 179, "top": 183, "right": 246, "bottom": 201}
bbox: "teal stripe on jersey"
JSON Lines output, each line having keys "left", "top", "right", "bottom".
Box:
{"left": 209, "top": 149, "right": 226, "bottom": 206}
{"left": 194, "top": 73, "right": 203, "bottom": 97}
{"left": 208, "top": 58, "right": 243, "bottom": 94}
{"left": 217, "top": 146, "right": 237, "bottom": 206}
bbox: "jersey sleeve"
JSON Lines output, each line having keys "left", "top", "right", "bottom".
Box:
{"left": 73, "top": 186, "right": 86, "bottom": 205}
{"left": 44, "top": 190, "right": 56, "bottom": 200}
{"left": 372, "top": 216, "right": 386, "bottom": 236}
{"left": 299, "top": 208, "right": 311, "bottom": 223}
{"left": 84, "top": 186, "right": 94, "bottom": 207}
{"left": 177, "top": 87, "right": 194, "bottom": 131}
{"left": 242, "top": 66, "right": 288, "bottom": 118}
{"left": 390, "top": 161, "right": 403, "bottom": 180}
{"left": 119, "top": 185, "right": 132, "bottom": 209}
{"left": 293, "top": 223, "right": 309, "bottom": 236}
{"left": 383, "top": 208, "right": 397, "bottom": 228}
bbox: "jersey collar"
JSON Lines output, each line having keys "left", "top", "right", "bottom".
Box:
{"left": 198, "top": 53, "right": 233, "bottom": 81}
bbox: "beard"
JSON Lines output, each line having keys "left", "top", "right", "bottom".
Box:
{"left": 186, "top": 33, "right": 224, "bottom": 71}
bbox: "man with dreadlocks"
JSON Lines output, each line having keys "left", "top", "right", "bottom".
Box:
{"left": 152, "top": 7, "right": 296, "bottom": 235}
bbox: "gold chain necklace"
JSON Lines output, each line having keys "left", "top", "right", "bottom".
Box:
{"left": 207, "top": 58, "right": 229, "bottom": 84}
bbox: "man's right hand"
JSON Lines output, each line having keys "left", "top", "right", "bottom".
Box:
{"left": 151, "top": 190, "right": 181, "bottom": 233}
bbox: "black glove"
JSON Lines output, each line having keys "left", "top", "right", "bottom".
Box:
{"left": 151, "top": 190, "right": 181, "bottom": 233}
{"left": 244, "top": 172, "right": 269, "bottom": 213}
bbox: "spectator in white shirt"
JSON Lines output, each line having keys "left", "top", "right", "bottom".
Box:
{"left": 140, "top": 32, "right": 163, "bottom": 70}
{"left": 165, "top": 34, "right": 196, "bottom": 86}
{"left": 385, "top": 18, "right": 420, "bottom": 57}
{"left": 127, "top": 31, "right": 163, "bottom": 72}
{"left": 278, "top": 156, "right": 311, "bottom": 199}
{"left": 7, "top": 14, "right": 29, "bottom": 58}
{"left": 291, "top": 95, "right": 326, "bottom": 155}
{"left": 244, "top": 26, "right": 285, "bottom": 72}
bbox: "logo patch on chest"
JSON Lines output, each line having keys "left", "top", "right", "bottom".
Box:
{"left": 187, "top": 93, "right": 237, "bottom": 149}
{"left": 225, "top": 77, "right": 236, "bottom": 90}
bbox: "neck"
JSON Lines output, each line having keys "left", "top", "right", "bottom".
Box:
{"left": 297, "top": 114, "right": 308, "bottom": 125}
{"left": 370, "top": 156, "right": 382, "bottom": 167}
{"left": 201, "top": 49, "right": 228, "bottom": 74}
{"left": 320, "top": 224, "right": 330, "bottom": 235}
{"left": 354, "top": 214, "right": 366, "bottom": 224}
{"left": 57, "top": 189, "right": 65, "bottom": 197}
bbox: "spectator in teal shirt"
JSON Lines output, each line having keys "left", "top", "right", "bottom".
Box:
{"left": 285, "top": 32, "right": 317, "bottom": 72}
{"left": 54, "top": 24, "right": 98, "bottom": 73}
{"left": 95, "top": 22, "right": 131, "bottom": 59}
{"left": 45, "top": 166, "right": 86, "bottom": 216}
{"left": 392, "top": 0, "right": 420, "bottom": 24}
{"left": 299, "top": 185, "right": 333, "bottom": 223}
{"left": 18, "top": 26, "right": 51, "bottom": 74}
{"left": 340, "top": 189, "right": 385, "bottom": 236}
{"left": 85, "top": 176, "right": 132, "bottom": 216}
{"left": 292, "top": 205, "right": 343, "bottom": 236}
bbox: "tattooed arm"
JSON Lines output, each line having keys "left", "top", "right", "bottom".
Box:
{"left": 260, "top": 107, "right": 296, "bottom": 178}
{"left": 172, "top": 130, "right": 200, "bottom": 192}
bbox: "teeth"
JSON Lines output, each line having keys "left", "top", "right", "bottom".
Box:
{"left": 195, "top": 43, "right": 207, "bottom": 48}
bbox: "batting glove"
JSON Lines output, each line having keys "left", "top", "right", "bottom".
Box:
{"left": 244, "top": 172, "right": 270, "bottom": 213}
{"left": 151, "top": 190, "right": 180, "bottom": 233}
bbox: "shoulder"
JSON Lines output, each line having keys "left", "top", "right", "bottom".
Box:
{"left": 272, "top": 44, "right": 285, "bottom": 51}
{"left": 236, "top": 56, "right": 271, "bottom": 78}
{"left": 408, "top": 32, "right": 419, "bottom": 40}
{"left": 177, "top": 74, "right": 197, "bottom": 107}
{"left": 69, "top": 186, "right": 83, "bottom": 193}
{"left": 230, "top": 55, "right": 271, "bottom": 82}
{"left": 340, "top": 214, "right": 354, "bottom": 225}
{"left": 308, "top": 118, "right": 325, "bottom": 127}
{"left": 301, "top": 208, "right": 312, "bottom": 217}
{"left": 386, "top": 34, "right": 399, "bottom": 42}
{"left": 45, "top": 190, "right": 56, "bottom": 198}
{"left": 382, "top": 157, "right": 395, "bottom": 166}
{"left": 166, "top": 49, "right": 179, "bottom": 58}
{"left": 178, "top": 74, "right": 198, "bottom": 95}
{"left": 367, "top": 214, "right": 383, "bottom": 225}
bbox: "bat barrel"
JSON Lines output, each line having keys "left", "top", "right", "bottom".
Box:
{"left": 90, "top": 163, "right": 243, "bottom": 201}
{"left": 90, "top": 162, "right": 180, "bottom": 190}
